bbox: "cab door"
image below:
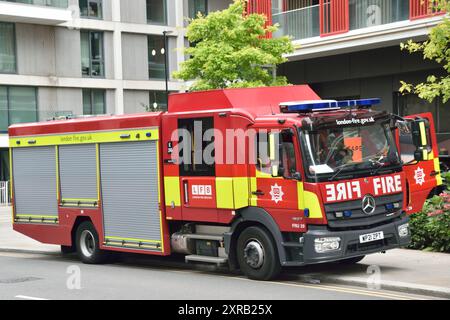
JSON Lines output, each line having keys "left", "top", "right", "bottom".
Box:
{"left": 249, "top": 128, "right": 306, "bottom": 232}
{"left": 399, "top": 113, "right": 442, "bottom": 214}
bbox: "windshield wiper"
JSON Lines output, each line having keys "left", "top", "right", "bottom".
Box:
{"left": 328, "top": 164, "right": 357, "bottom": 181}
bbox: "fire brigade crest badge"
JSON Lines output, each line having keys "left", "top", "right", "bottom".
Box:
{"left": 414, "top": 167, "right": 425, "bottom": 186}
{"left": 270, "top": 184, "right": 284, "bottom": 204}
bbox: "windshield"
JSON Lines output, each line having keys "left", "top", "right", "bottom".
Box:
{"left": 301, "top": 122, "right": 401, "bottom": 181}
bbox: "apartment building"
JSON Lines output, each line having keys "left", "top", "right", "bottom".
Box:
{"left": 0, "top": 0, "right": 232, "bottom": 184}
{"left": 257, "top": 0, "right": 449, "bottom": 152}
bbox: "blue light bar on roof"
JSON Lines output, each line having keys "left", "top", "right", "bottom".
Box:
{"left": 280, "top": 98, "right": 381, "bottom": 113}
{"left": 337, "top": 98, "right": 381, "bottom": 108}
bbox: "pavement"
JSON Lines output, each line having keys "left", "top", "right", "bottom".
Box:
{"left": 1, "top": 206, "right": 449, "bottom": 299}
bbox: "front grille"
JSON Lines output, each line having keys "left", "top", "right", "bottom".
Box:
{"left": 325, "top": 193, "right": 403, "bottom": 229}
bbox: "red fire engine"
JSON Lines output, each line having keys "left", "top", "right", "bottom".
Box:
{"left": 8, "top": 86, "right": 441, "bottom": 280}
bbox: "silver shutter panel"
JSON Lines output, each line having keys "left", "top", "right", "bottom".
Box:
{"left": 13, "top": 146, "right": 58, "bottom": 218}
{"left": 59, "top": 144, "right": 97, "bottom": 201}
{"left": 100, "top": 141, "right": 161, "bottom": 244}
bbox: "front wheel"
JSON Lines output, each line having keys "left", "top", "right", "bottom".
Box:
{"left": 236, "top": 226, "right": 281, "bottom": 281}
{"left": 76, "top": 221, "right": 109, "bottom": 264}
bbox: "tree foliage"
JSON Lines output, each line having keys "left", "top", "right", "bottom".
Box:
{"left": 400, "top": 0, "right": 450, "bottom": 103}
{"left": 173, "top": 0, "right": 294, "bottom": 91}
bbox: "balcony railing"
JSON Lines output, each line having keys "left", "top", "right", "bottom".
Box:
{"left": 273, "top": 5, "right": 320, "bottom": 41}
{"left": 349, "top": 0, "right": 410, "bottom": 31}
{"left": 1, "top": 0, "right": 68, "bottom": 8}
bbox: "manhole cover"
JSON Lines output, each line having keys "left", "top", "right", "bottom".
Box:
{"left": 0, "top": 277, "right": 42, "bottom": 284}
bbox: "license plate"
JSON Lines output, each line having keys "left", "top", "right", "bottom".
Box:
{"left": 359, "top": 231, "right": 384, "bottom": 244}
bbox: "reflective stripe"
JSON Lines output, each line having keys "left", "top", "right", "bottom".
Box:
{"left": 216, "top": 178, "right": 234, "bottom": 209}
{"left": 419, "top": 122, "right": 428, "bottom": 146}
{"left": 434, "top": 158, "right": 443, "bottom": 186}
{"left": 164, "top": 176, "right": 181, "bottom": 207}
{"left": 10, "top": 128, "right": 159, "bottom": 148}
{"left": 297, "top": 182, "right": 305, "bottom": 209}
{"left": 250, "top": 177, "right": 257, "bottom": 206}
{"left": 216, "top": 177, "right": 249, "bottom": 209}
{"left": 304, "top": 191, "right": 323, "bottom": 219}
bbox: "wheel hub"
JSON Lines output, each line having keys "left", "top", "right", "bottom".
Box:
{"left": 80, "top": 230, "right": 95, "bottom": 258}
{"left": 244, "top": 240, "right": 264, "bottom": 269}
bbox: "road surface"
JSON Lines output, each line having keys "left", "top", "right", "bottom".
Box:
{"left": 0, "top": 250, "right": 435, "bottom": 300}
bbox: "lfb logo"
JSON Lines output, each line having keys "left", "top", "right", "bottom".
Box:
{"left": 414, "top": 167, "right": 426, "bottom": 186}
{"left": 270, "top": 184, "right": 284, "bottom": 204}
{"left": 192, "top": 185, "right": 212, "bottom": 196}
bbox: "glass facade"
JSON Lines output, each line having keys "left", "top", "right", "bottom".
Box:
{"left": 146, "top": 0, "right": 167, "bottom": 25}
{"left": 0, "top": 86, "right": 38, "bottom": 133}
{"left": 189, "top": 0, "right": 207, "bottom": 18}
{"left": 148, "top": 35, "right": 166, "bottom": 79}
{"left": 349, "top": 0, "right": 409, "bottom": 31}
{"left": 3, "top": 0, "right": 68, "bottom": 8}
{"left": 149, "top": 90, "right": 168, "bottom": 111}
{"left": 81, "top": 31, "right": 104, "bottom": 77}
{"left": 0, "top": 23, "right": 16, "bottom": 73}
{"left": 273, "top": 0, "right": 320, "bottom": 40}
{"left": 0, "top": 149, "right": 9, "bottom": 182}
{"left": 83, "top": 89, "right": 106, "bottom": 115}
{"left": 79, "top": 0, "right": 103, "bottom": 19}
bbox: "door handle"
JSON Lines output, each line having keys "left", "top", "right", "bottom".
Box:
{"left": 252, "top": 190, "right": 265, "bottom": 196}
{"left": 183, "top": 181, "right": 189, "bottom": 204}
{"left": 430, "top": 171, "right": 440, "bottom": 177}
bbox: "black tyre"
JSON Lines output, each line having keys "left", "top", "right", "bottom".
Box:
{"left": 76, "top": 221, "right": 109, "bottom": 264}
{"left": 338, "top": 256, "right": 365, "bottom": 265}
{"left": 236, "top": 226, "right": 281, "bottom": 281}
{"left": 61, "top": 245, "right": 75, "bottom": 255}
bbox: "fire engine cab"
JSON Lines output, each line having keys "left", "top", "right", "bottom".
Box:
{"left": 8, "top": 85, "right": 442, "bottom": 280}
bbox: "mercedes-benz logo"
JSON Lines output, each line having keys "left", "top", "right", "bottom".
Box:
{"left": 362, "top": 195, "right": 376, "bottom": 215}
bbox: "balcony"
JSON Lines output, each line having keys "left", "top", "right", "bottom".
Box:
{"left": 0, "top": 0, "right": 72, "bottom": 26}
{"left": 273, "top": 5, "right": 320, "bottom": 41}
{"left": 349, "top": 0, "right": 410, "bottom": 31}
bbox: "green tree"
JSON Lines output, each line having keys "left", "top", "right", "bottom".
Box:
{"left": 400, "top": 0, "right": 450, "bottom": 103}
{"left": 173, "top": 0, "right": 294, "bottom": 91}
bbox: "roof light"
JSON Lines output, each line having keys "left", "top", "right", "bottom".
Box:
{"left": 280, "top": 98, "right": 381, "bottom": 113}
{"left": 280, "top": 100, "right": 340, "bottom": 113}
{"left": 337, "top": 98, "right": 381, "bottom": 108}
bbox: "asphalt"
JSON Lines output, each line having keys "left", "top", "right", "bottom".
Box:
{"left": 1, "top": 206, "right": 449, "bottom": 299}
{"left": 0, "top": 251, "right": 434, "bottom": 300}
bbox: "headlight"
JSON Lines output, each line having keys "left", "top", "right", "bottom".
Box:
{"left": 398, "top": 223, "right": 410, "bottom": 238}
{"left": 314, "top": 237, "right": 341, "bottom": 253}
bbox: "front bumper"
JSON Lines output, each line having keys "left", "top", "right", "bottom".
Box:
{"left": 299, "top": 216, "right": 411, "bottom": 265}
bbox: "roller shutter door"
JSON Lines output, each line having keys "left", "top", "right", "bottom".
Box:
{"left": 12, "top": 146, "right": 58, "bottom": 222}
{"left": 59, "top": 144, "right": 98, "bottom": 204}
{"left": 100, "top": 141, "right": 161, "bottom": 250}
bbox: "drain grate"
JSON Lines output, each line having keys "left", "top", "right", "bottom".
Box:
{"left": 0, "top": 277, "right": 42, "bottom": 284}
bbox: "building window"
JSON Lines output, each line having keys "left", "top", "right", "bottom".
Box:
{"left": 4, "top": 0, "right": 68, "bottom": 8}
{"left": 81, "top": 31, "right": 104, "bottom": 77}
{"left": 189, "top": 0, "right": 207, "bottom": 18}
{"left": 0, "top": 86, "right": 38, "bottom": 133}
{"left": 146, "top": 0, "right": 167, "bottom": 25}
{"left": 148, "top": 35, "right": 166, "bottom": 79}
{"left": 149, "top": 90, "right": 168, "bottom": 111}
{"left": 0, "top": 149, "right": 9, "bottom": 182}
{"left": 79, "top": 0, "right": 103, "bottom": 19}
{"left": 0, "top": 22, "right": 16, "bottom": 74}
{"left": 83, "top": 89, "right": 106, "bottom": 115}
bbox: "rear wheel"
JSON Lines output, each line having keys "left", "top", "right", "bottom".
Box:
{"left": 237, "top": 226, "right": 281, "bottom": 281}
{"left": 338, "top": 256, "right": 366, "bottom": 265}
{"left": 76, "top": 221, "right": 109, "bottom": 264}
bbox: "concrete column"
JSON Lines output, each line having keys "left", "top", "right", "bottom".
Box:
{"left": 175, "top": 0, "right": 186, "bottom": 87}
{"left": 111, "top": 0, "right": 124, "bottom": 115}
